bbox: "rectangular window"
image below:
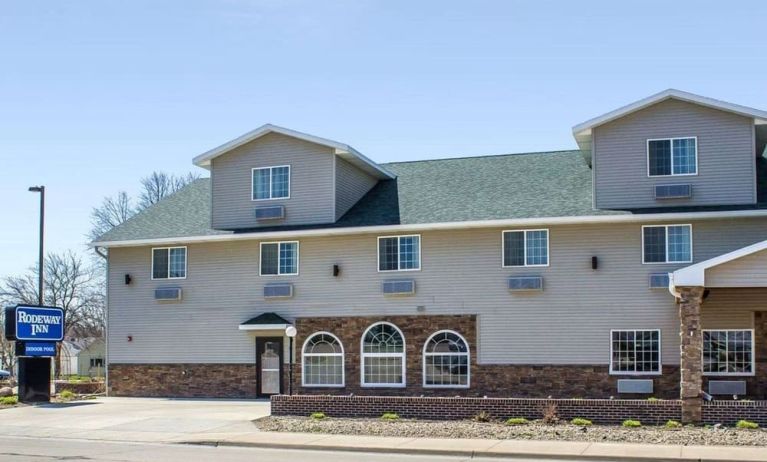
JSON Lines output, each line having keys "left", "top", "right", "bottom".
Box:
{"left": 260, "top": 241, "right": 299, "bottom": 275}
{"left": 151, "top": 247, "right": 186, "bottom": 279}
{"left": 610, "top": 330, "right": 661, "bottom": 374}
{"left": 90, "top": 358, "right": 104, "bottom": 368}
{"left": 647, "top": 137, "right": 697, "bottom": 176}
{"left": 378, "top": 235, "right": 421, "bottom": 271}
{"left": 703, "top": 330, "right": 754, "bottom": 376}
{"left": 252, "top": 165, "right": 290, "bottom": 200}
{"left": 642, "top": 225, "right": 692, "bottom": 264}
{"left": 503, "top": 229, "right": 549, "bottom": 267}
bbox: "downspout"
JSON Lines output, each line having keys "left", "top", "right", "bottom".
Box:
{"left": 668, "top": 273, "right": 681, "bottom": 299}
{"left": 94, "top": 246, "right": 109, "bottom": 395}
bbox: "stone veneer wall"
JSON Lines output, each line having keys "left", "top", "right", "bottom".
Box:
{"left": 293, "top": 315, "right": 680, "bottom": 399}
{"left": 108, "top": 363, "right": 257, "bottom": 398}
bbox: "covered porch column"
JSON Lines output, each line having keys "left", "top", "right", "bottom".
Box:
{"left": 676, "top": 286, "right": 705, "bottom": 424}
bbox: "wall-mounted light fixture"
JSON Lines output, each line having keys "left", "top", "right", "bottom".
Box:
{"left": 333, "top": 264, "right": 340, "bottom": 277}
{"left": 125, "top": 274, "right": 132, "bottom": 285}
{"left": 591, "top": 256, "right": 598, "bottom": 270}
{"left": 127, "top": 335, "right": 133, "bottom": 342}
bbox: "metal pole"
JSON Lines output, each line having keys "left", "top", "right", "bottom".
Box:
{"left": 38, "top": 186, "right": 44, "bottom": 306}
{"left": 289, "top": 337, "right": 293, "bottom": 395}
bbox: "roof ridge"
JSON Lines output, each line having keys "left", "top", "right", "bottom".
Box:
{"left": 382, "top": 149, "right": 580, "bottom": 166}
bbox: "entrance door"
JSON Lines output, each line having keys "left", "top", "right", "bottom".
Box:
{"left": 256, "top": 337, "right": 283, "bottom": 398}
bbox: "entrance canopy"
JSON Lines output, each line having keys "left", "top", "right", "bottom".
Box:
{"left": 672, "top": 239, "right": 767, "bottom": 290}
{"left": 239, "top": 312, "right": 292, "bottom": 331}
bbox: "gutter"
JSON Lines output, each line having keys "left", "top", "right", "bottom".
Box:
{"left": 91, "top": 208, "right": 767, "bottom": 249}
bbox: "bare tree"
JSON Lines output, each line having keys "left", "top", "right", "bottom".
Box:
{"left": 0, "top": 309, "right": 16, "bottom": 375}
{"left": 89, "top": 191, "right": 134, "bottom": 241}
{"left": 0, "top": 252, "right": 105, "bottom": 378}
{"left": 137, "top": 171, "right": 199, "bottom": 211}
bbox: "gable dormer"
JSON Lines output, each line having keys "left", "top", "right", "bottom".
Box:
{"left": 573, "top": 89, "right": 767, "bottom": 210}
{"left": 194, "top": 124, "right": 394, "bottom": 230}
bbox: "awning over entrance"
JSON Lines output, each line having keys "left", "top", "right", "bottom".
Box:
{"left": 671, "top": 239, "right": 767, "bottom": 290}
{"left": 239, "top": 312, "right": 292, "bottom": 331}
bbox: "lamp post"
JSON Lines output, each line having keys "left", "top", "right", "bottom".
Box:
{"left": 28, "top": 186, "right": 45, "bottom": 306}
{"left": 285, "top": 326, "right": 297, "bottom": 395}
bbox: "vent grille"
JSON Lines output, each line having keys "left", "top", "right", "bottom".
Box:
{"left": 264, "top": 283, "right": 293, "bottom": 299}
{"left": 154, "top": 287, "right": 182, "bottom": 301}
{"left": 617, "top": 379, "right": 653, "bottom": 394}
{"left": 382, "top": 279, "right": 415, "bottom": 296}
{"left": 255, "top": 205, "right": 285, "bottom": 221}
{"left": 708, "top": 380, "right": 747, "bottom": 396}
{"left": 655, "top": 184, "right": 692, "bottom": 199}
{"left": 648, "top": 273, "right": 670, "bottom": 289}
{"left": 508, "top": 276, "right": 543, "bottom": 292}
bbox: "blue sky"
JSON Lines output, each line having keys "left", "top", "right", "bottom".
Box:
{"left": 1, "top": 1, "right": 766, "bottom": 278}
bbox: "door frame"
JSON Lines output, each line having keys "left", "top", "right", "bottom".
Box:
{"left": 256, "top": 337, "right": 284, "bottom": 398}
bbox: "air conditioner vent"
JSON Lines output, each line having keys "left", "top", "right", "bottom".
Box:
{"left": 617, "top": 379, "right": 653, "bottom": 394}
{"left": 648, "top": 273, "right": 670, "bottom": 289}
{"left": 655, "top": 184, "right": 692, "bottom": 199}
{"left": 154, "top": 287, "right": 182, "bottom": 301}
{"left": 508, "top": 276, "right": 543, "bottom": 292}
{"left": 382, "top": 279, "right": 415, "bottom": 296}
{"left": 264, "top": 283, "right": 294, "bottom": 299}
{"left": 709, "top": 380, "right": 747, "bottom": 396}
{"left": 255, "top": 205, "right": 285, "bottom": 221}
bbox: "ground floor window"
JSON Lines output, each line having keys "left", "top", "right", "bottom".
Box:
{"left": 610, "top": 329, "right": 660, "bottom": 374}
{"left": 423, "top": 330, "right": 469, "bottom": 388}
{"left": 361, "top": 322, "right": 406, "bottom": 387}
{"left": 302, "top": 332, "right": 344, "bottom": 386}
{"left": 703, "top": 330, "right": 754, "bottom": 375}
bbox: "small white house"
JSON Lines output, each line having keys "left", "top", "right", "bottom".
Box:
{"left": 61, "top": 338, "right": 105, "bottom": 378}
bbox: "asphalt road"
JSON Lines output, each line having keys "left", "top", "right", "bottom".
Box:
{"left": 0, "top": 436, "right": 581, "bottom": 462}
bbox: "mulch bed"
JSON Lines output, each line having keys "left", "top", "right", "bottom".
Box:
{"left": 256, "top": 416, "right": 767, "bottom": 447}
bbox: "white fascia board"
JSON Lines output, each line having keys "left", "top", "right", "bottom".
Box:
{"left": 192, "top": 124, "right": 394, "bottom": 179}
{"left": 238, "top": 323, "right": 289, "bottom": 331}
{"left": 92, "top": 208, "right": 767, "bottom": 249}
{"left": 672, "top": 238, "right": 767, "bottom": 288}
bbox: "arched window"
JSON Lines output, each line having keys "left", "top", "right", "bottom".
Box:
{"left": 361, "top": 322, "right": 406, "bottom": 387}
{"left": 302, "top": 332, "right": 344, "bottom": 387}
{"left": 423, "top": 330, "right": 470, "bottom": 388}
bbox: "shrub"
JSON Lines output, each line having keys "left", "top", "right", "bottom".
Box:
{"left": 506, "top": 417, "right": 529, "bottom": 426}
{"left": 309, "top": 412, "right": 326, "bottom": 420}
{"left": 0, "top": 396, "right": 18, "bottom": 406}
{"left": 571, "top": 418, "right": 593, "bottom": 426}
{"left": 622, "top": 419, "right": 641, "bottom": 428}
{"left": 472, "top": 411, "right": 492, "bottom": 423}
{"left": 58, "top": 390, "right": 76, "bottom": 401}
{"left": 665, "top": 420, "right": 682, "bottom": 429}
{"left": 541, "top": 403, "right": 559, "bottom": 425}
{"left": 646, "top": 397, "right": 659, "bottom": 402}
{"left": 381, "top": 412, "right": 400, "bottom": 420}
{"left": 736, "top": 420, "right": 759, "bottom": 429}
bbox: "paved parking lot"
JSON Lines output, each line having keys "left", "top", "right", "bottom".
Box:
{"left": 0, "top": 397, "right": 270, "bottom": 443}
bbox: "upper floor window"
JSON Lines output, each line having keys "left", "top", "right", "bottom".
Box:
{"left": 642, "top": 224, "right": 692, "bottom": 264}
{"left": 610, "top": 329, "right": 661, "bottom": 375}
{"left": 260, "top": 241, "right": 298, "bottom": 275}
{"left": 647, "top": 137, "right": 697, "bottom": 176}
{"left": 378, "top": 235, "right": 420, "bottom": 271}
{"left": 503, "top": 229, "right": 549, "bottom": 267}
{"left": 152, "top": 246, "right": 186, "bottom": 279}
{"left": 252, "top": 165, "right": 290, "bottom": 200}
{"left": 703, "top": 330, "right": 754, "bottom": 376}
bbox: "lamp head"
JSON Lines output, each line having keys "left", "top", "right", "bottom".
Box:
{"left": 285, "top": 326, "right": 297, "bottom": 338}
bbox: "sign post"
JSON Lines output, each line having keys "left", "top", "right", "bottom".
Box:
{"left": 4, "top": 305, "right": 65, "bottom": 403}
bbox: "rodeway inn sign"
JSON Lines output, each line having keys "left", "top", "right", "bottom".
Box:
{"left": 4, "top": 305, "right": 65, "bottom": 342}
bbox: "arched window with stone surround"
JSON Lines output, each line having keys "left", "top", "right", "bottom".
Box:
{"left": 361, "top": 322, "right": 406, "bottom": 387}
{"left": 302, "top": 332, "right": 344, "bottom": 387}
{"left": 422, "top": 330, "right": 470, "bottom": 388}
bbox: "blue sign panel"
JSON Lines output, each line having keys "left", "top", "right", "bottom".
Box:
{"left": 15, "top": 306, "right": 65, "bottom": 342}
{"left": 23, "top": 342, "right": 57, "bottom": 357}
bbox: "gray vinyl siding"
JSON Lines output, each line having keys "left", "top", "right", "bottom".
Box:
{"left": 593, "top": 99, "right": 756, "bottom": 210}
{"left": 706, "top": 249, "right": 767, "bottom": 288}
{"left": 108, "top": 216, "right": 767, "bottom": 367}
{"left": 210, "top": 132, "right": 336, "bottom": 229}
{"left": 335, "top": 156, "right": 378, "bottom": 220}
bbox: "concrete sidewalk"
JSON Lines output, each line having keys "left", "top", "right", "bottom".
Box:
{"left": 181, "top": 431, "right": 767, "bottom": 462}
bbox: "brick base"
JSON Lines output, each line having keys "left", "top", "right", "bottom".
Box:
{"left": 108, "top": 363, "right": 257, "bottom": 398}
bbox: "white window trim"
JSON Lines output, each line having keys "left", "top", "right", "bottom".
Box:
{"left": 702, "top": 329, "right": 756, "bottom": 377}
{"left": 259, "top": 241, "right": 300, "bottom": 276}
{"left": 422, "top": 330, "right": 470, "bottom": 389}
{"left": 501, "top": 229, "right": 550, "bottom": 268}
{"left": 251, "top": 165, "right": 291, "bottom": 201}
{"left": 608, "top": 329, "right": 662, "bottom": 376}
{"left": 376, "top": 234, "right": 422, "bottom": 272}
{"left": 641, "top": 224, "right": 693, "bottom": 264}
{"left": 150, "top": 246, "right": 187, "bottom": 280}
{"left": 301, "top": 331, "right": 345, "bottom": 388}
{"left": 646, "top": 137, "right": 698, "bottom": 177}
{"left": 360, "top": 321, "right": 407, "bottom": 388}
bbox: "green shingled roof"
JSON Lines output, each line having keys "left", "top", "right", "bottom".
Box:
{"left": 95, "top": 150, "right": 628, "bottom": 243}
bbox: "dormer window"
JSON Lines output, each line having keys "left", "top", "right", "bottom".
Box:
{"left": 647, "top": 137, "right": 697, "bottom": 177}
{"left": 252, "top": 166, "right": 290, "bottom": 200}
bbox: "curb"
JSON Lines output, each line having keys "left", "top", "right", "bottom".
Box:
{"left": 182, "top": 439, "right": 742, "bottom": 462}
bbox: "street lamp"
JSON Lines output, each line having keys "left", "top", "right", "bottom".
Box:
{"left": 285, "top": 326, "right": 297, "bottom": 395}
{"left": 28, "top": 186, "right": 45, "bottom": 306}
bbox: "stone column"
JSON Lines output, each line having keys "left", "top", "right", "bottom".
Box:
{"left": 678, "top": 286, "right": 705, "bottom": 424}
